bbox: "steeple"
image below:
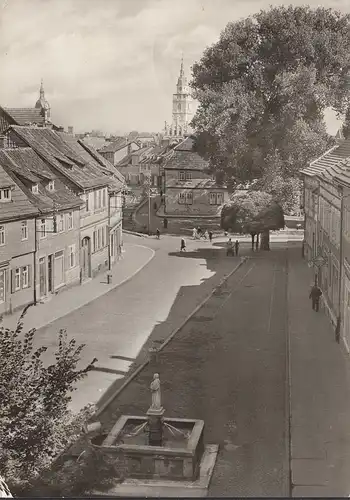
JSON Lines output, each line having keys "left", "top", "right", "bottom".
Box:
{"left": 177, "top": 54, "right": 188, "bottom": 94}
{"left": 35, "top": 78, "right": 51, "bottom": 122}
{"left": 179, "top": 53, "right": 184, "bottom": 78}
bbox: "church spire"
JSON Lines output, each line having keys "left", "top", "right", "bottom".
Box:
{"left": 180, "top": 53, "right": 184, "bottom": 78}
{"left": 39, "top": 78, "right": 45, "bottom": 98}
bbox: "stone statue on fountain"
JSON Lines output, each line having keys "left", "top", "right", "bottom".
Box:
{"left": 150, "top": 373, "right": 162, "bottom": 411}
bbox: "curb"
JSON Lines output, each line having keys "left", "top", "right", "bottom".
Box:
{"left": 94, "top": 256, "right": 248, "bottom": 418}
{"left": 123, "top": 229, "right": 150, "bottom": 238}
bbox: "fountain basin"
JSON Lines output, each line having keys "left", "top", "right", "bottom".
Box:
{"left": 93, "top": 415, "right": 205, "bottom": 481}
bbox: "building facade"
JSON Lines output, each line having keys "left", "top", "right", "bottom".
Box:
{"left": 302, "top": 138, "right": 350, "bottom": 350}
{"left": 99, "top": 138, "right": 140, "bottom": 166}
{"left": 163, "top": 137, "right": 229, "bottom": 217}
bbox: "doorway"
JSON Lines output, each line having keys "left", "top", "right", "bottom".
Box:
{"left": 48, "top": 254, "right": 53, "bottom": 293}
{"left": 54, "top": 250, "right": 65, "bottom": 289}
{"left": 81, "top": 237, "right": 91, "bottom": 280}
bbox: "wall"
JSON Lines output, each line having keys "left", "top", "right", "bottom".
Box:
{"left": 165, "top": 187, "right": 227, "bottom": 216}
{"left": 36, "top": 209, "right": 80, "bottom": 299}
{"left": 0, "top": 218, "right": 36, "bottom": 315}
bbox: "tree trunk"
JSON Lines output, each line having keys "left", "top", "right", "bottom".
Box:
{"left": 251, "top": 233, "right": 256, "bottom": 251}
{"left": 260, "top": 229, "right": 270, "bottom": 251}
{"left": 255, "top": 233, "right": 259, "bottom": 250}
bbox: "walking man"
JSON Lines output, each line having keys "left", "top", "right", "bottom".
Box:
{"left": 156, "top": 228, "right": 160, "bottom": 239}
{"left": 208, "top": 230, "right": 213, "bottom": 243}
{"left": 226, "top": 238, "right": 233, "bottom": 256}
{"left": 204, "top": 230, "right": 209, "bottom": 240}
{"left": 192, "top": 228, "right": 197, "bottom": 240}
{"left": 309, "top": 283, "right": 322, "bottom": 312}
{"left": 234, "top": 239, "right": 240, "bottom": 256}
{"left": 180, "top": 237, "right": 186, "bottom": 252}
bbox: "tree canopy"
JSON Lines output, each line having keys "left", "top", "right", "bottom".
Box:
{"left": 221, "top": 190, "right": 285, "bottom": 233}
{"left": 191, "top": 5, "right": 350, "bottom": 202}
{"left": 0, "top": 307, "right": 97, "bottom": 493}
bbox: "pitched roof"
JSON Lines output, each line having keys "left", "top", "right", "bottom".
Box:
{"left": 1, "top": 148, "right": 55, "bottom": 181}
{"left": 2, "top": 107, "right": 45, "bottom": 126}
{"left": 0, "top": 150, "right": 83, "bottom": 214}
{"left": 0, "top": 165, "right": 39, "bottom": 221}
{"left": 9, "top": 126, "right": 112, "bottom": 190}
{"left": 164, "top": 137, "right": 209, "bottom": 171}
{"left": 99, "top": 137, "right": 129, "bottom": 153}
{"left": 80, "top": 136, "right": 109, "bottom": 151}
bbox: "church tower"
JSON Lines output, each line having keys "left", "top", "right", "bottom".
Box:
{"left": 164, "top": 56, "right": 194, "bottom": 139}
{"left": 35, "top": 79, "right": 51, "bottom": 123}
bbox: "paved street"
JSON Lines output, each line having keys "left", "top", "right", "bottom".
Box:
{"left": 15, "top": 233, "right": 243, "bottom": 413}
{"left": 93, "top": 242, "right": 350, "bottom": 497}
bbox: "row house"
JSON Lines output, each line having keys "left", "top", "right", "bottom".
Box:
{"left": 301, "top": 138, "right": 350, "bottom": 350}
{"left": 0, "top": 125, "right": 124, "bottom": 313}
{"left": 98, "top": 138, "right": 140, "bottom": 167}
{"left": 162, "top": 137, "right": 229, "bottom": 217}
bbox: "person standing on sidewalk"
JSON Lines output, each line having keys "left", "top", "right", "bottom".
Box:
{"left": 234, "top": 239, "right": 240, "bottom": 256}
{"left": 180, "top": 237, "right": 186, "bottom": 252}
{"left": 192, "top": 228, "right": 197, "bottom": 239}
{"left": 156, "top": 228, "right": 160, "bottom": 239}
{"left": 226, "top": 238, "right": 233, "bottom": 256}
{"left": 309, "top": 284, "right": 322, "bottom": 312}
{"left": 208, "top": 230, "right": 213, "bottom": 243}
{"left": 204, "top": 229, "right": 209, "bottom": 240}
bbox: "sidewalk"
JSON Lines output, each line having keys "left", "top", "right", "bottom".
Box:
{"left": 288, "top": 246, "right": 350, "bottom": 497}
{"left": 2, "top": 240, "right": 154, "bottom": 332}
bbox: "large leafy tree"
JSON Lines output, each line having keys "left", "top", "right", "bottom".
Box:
{"left": 221, "top": 191, "right": 285, "bottom": 250}
{"left": 191, "top": 6, "right": 350, "bottom": 201}
{"left": 0, "top": 306, "right": 97, "bottom": 494}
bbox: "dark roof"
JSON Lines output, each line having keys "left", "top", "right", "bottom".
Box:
{"left": 9, "top": 126, "right": 112, "bottom": 190}
{"left": 301, "top": 141, "right": 350, "bottom": 177}
{"left": 0, "top": 165, "right": 39, "bottom": 221}
{"left": 164, "top": 137, "right": 209, "bottom": 171}
{"left": 0, "top": 150, "right": 83, "bottom": 214}
{"left": 1, "top": 148, "right": 55, "bottom": 181}
{"left": 2, "top": 107, "right": 45, "bottom": 126}
{"left": 99, "top": 137, "right": 129, "bottom": 153}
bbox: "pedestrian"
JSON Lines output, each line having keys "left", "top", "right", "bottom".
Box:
{"left": 224, "top": 230, "right": 228, "bottom": 237}
{"left": 226, "top": 238, "right": 233, "bottom": 256}
{"left": 204, "top": 230, "right": 209, "bottom": 240}
{"left": 192, "top": 228, "right": 197, "bottom": 240}
{"left": 180, "top": 237, "right": 186, "bottom": 252}
{"left": 197, "top": 227, "right": 202, "bottom": 238}
{"left": 156, "top": 228, "right": 160, "bottom": 239}
{"left": 309, "top": 283, "right": 322, "bottom": 312}
{"left": 208, "top": 230, "right": 213, "bottom": 243}
{"left": 234, "top": 239, "right": 240, "bottom": 256}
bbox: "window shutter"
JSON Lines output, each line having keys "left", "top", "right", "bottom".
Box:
{"left": 28, "top": 265, "right": 32, "bottom": 288}
{"left": 11, "top": 269, "right": 15, "bottom": 294}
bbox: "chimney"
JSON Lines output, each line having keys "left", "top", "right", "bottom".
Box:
{"left": 0, "top": 135, "right": 7, "bottom": 148}
{"left": 68, "top": 126, "right": 74, "bottom": 136}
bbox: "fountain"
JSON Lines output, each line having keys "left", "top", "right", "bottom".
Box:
{"left": 91, "top": 373, "right": 218, "bottom": 497}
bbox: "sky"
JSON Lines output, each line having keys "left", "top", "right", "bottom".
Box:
{"left": 0, "top": 0, "right": 349, "bottom": 135}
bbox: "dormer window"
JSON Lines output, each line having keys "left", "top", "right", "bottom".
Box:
{"left": 47, "top": 181, "right": 55, "bottom": 191}
{"left": 32, "top": 184, "right": 39, "bottom": 194}
{"left": 0, "top": 188, "right": 11, "bottom": 202}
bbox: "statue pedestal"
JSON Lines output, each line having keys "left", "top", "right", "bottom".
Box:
{"left": 147, "top": 407, "right": 165, "bottom": 446}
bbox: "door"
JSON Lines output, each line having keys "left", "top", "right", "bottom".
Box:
{"left": 81, "top": 237, "right": 91, "bottom": 280}
{"left": 54, "top": 251, "right": 65, "bottom": 289}
{"left": 39, "top": 257, "right": 46, "bottom": 298}
{"left": 48, "top": 255, "right": 53, "bottom": 293}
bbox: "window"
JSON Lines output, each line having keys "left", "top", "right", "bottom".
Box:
{"left": 66, "top": 212, "right": 73, "bottom": 230}
{"left": 102, "top": 189, "right": 107, "bottom": 208}
{"left": 0, "top": 225, "right": 5, "bottom": 246}
{"left": 58, "top": 214, "right": 64, "bottom": 233}
{"left": 32, "top": 184, "right": 39, "bottom": 194}
{"left": 209, "top": 192, "right": 224, "bottom": 205}
{"left": 185, "top": 172, "right": 192, "bottom": 180}
{"left": 15, "top": 268, "right": 20, "bottom": 291}
{"left": 40, "top": 219, "right": 46, "bottom": 238}
{"left": 85, "top": 194, "right": 89, "bottom": 211}
{"left": 93, "top": 226, "right": 107, "bottom": 252}
{"left": 179, "top": 171, "right": 186, "bottom": 181}
{"left": 178, "top": 191, "right": 193, "bottom": 205}
{"left": 47, "top": 181, "right": 55, "bottom": 191}
{"left": 22, "top": 266, "right": 29, "bottom": 288}
{"left": 68, "top": 244, "right": 75, "bottom": 268}
{"left": 0, "top": 188, "right": 11, "bottom": 202}
{"left": 21, "top": 221, "right": 28, "bottom": 240}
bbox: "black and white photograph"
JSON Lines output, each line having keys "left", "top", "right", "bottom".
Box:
{"left": 0, "top": 0, "right": 350, "bottom": 497}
